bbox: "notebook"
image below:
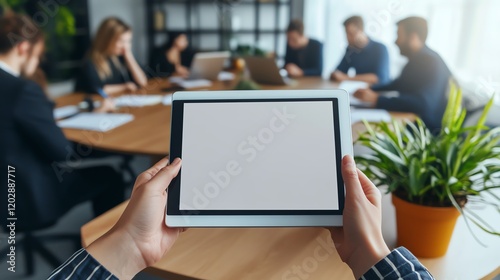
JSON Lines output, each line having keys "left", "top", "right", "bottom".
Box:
{"left": 113, "top": 95, "right": 164, "bottom": 107}
{"left": 57, "top": 113, "right": 134, "bottom": 132}
{"left": 54, "top": 105, "right": 79, "bottom": 119}
{"left": 350, "top": 108, "right": 391, "bottom": 124}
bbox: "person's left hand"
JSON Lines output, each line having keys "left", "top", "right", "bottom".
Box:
{"left": 123, "top": 41, "right": 133, "bottom": 57}
{"left": 285, "top": 63, "right": 304, "bottom": 77}
{"left": 353, "top": 88, "right": 379, "bottom": 105}
{"left": 87, "top": 158, "right": 184, "bottom": 280}
{"left": 330, "top": 70, "right": 349, "bottom": 82}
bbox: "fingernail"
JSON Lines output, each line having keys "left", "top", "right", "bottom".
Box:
{"left": 343, "top": 155, "right": 354, "bottom": 167}
{"left": 172, "top": 158, "right": 182, "bottom": 165}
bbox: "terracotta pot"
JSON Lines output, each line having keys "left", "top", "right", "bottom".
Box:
{"left": 392, "top": 194, "right": 460, "bottom": 258}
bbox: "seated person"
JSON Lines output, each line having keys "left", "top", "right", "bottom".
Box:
{"left": 49, "top": 156, "right": 434, "bottom": 279}
{"left": 330, "top": 16, "right": 390, "bottom": 86}
{"left": 354, "top": 17, "right": 451, "bottom": 133}
{"left": 148, "top": 32, "right": 194, "bottom": 78}
{"left": 75, "top": 17, "right": 147, "bottom": 96}
{"left": 284, "top": 19, "right": 323, "bottom": 77}
{"left": 0, "top": 14, "right": 125, "bottom": 229}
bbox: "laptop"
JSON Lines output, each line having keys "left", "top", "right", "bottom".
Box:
{"left": 244, "top": 56, "right": 292, "bottom": 85}
{"left": 188, "top": 51, "right": 230, "bottom": 80}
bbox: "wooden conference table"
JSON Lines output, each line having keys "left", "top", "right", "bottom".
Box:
{"left": 57, "top": 77, "right": 500, "bottom": 279}
{"left": 56, "top": 77, "right": 412, "bottom": 157}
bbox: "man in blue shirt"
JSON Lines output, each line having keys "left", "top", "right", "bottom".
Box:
{"left": 354, "top": 17, "right": 451, "bottom": 133}
{"left": 331, "top": 16, "right": 390, "bottom": 86}
{"left": 284, "top": 19, "right": 323, "bottom": 77}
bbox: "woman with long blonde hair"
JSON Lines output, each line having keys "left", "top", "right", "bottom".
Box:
{"left": 75, "top": 17, "right": 147, "bottom": 95}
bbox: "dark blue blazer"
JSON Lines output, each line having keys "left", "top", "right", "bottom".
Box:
{"left": 336, "top": 38, "right": 390, "bottom": 86}
{"left": 0, "top": 68, "right": 72, "bottom": 229}
{"left": 372, "top": 46, "right": 452, "bottom": 133}
{"left": 285, "top": 38, "right": 323, "bottom": 76}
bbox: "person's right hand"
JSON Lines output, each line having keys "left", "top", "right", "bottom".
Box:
{"left": 94, "top": 98, "right": 116, "bottom": 113}
{"left": 353, "top": 88, "right": 378, "bottom": 105}
{"left": 328, "top": 155, "right": 390, "bottom": 279}
{"left": 125, "top": 82, "right": 138, "bottom": 92}
{"left": 330, "top": 70, "right": 348, "bottom": 82}
{"left": 285, "top": 63, "right": 304, "bottom": 77}
{"left": 175, "top": 65, "right": 190, "bottom": 78}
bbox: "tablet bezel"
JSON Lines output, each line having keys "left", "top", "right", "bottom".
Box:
{"left": 166, "top": 90, "right": 353, "bottom": 227}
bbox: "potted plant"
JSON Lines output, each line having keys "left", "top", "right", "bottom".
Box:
{"left": 355, "top": 83, "right": 500, "bottom": 258}
{"left": 1, "top": 0, "right": 77, "bottom": 81}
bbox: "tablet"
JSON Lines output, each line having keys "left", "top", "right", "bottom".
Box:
{"left": 166, "top": 90, "right": 353, "bottom": 227}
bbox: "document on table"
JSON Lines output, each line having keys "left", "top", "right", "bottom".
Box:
{"left": 57, "top": 113, "right": 134, "bottom": 132}
{"left": 338, "top": 81, "right": 369, "bottom": 94}
{"left": 218, "top": 71, "right": 235, "bottom": 81}
{"left": 350, "top": 108, "right": 391, "bottom": 124}
{"left": 169, "top": 77, "right": 213, "bottom": 89}
{"left": 53, "top": 105, "right": 79, "bottom": 119}
{"left": 114, "top": 95, "right": 164, "bottom": 107}
{"left": 338, "top": 81, "right": 371, "bottom": 106}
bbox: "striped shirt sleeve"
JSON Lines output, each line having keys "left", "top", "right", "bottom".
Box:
{"left": 360, "top": 247, "right": 434, "bottom": 280}
{"left": 47, "top": 248, "right": 118, "bottom": 280}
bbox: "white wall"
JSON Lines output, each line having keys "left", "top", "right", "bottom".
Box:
{"left": 304, "top": 0, "right": 500, "bottom": 89}
{"left": 87, "top": 0, "right": 147, "bottom": 64}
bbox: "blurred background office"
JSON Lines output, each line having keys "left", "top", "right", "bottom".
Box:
{"left": 1, "top": 0, "right": 499, "bottom": 279}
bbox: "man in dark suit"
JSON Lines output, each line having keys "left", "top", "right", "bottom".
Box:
{"left": 354, "top": 17, "right": 451, "bottom": 133}
{"left": 0, "top": 14, "right": 124, "bottom": 229}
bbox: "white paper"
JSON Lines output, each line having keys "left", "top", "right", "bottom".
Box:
{"left": 53, "top": 105, "right": 79, "bottom": 119}
{"left": 168, "top": 77, "right": 184, "bottom": 84}
{"left": 113, "top": 95, "right": 164, "bottom": 107}
{"left": 169, "top": 77, "right": 213, "bottom": 89}
{"left": 179, "top": 79, "right": 213, "bottom": 89}
{"left": 338, "top": 80, "right": 369, "bottom": 94}
{"left": 57, "top": 113, "right": 134, "bottom": 132}
{"left": 349, "top": 97, "right": 373, "bottom": 107}
{"left": 350, "top": 108, "right": 391, "bottom": 124}
{"left": 337, "top": 81, "right": 371, "bottom": 106}
{"left": 218, "top": 71, "right": 235, "bottom": 81}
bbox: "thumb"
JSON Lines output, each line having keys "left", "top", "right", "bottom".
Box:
{"left": 148, "top": 158, "right": 182, "bottom": 193}
{"left": 341, "top": 155, "right": 364, "bottom": 201}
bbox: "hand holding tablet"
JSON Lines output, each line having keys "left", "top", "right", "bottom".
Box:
{"left": 166, "top": 90, "right": 353, "bottom": 227}
{"left": 85, "top": 154, "right": 395, "bottom": 279}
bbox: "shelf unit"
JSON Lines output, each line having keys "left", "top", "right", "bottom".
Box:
{"left": 145, "top": 0, "right": 292, "bottom": 60}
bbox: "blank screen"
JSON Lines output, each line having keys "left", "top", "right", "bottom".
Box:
{"left": 179, "top": 101, "right": 339, "bottom": 211}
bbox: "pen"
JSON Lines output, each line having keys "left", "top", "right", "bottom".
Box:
{"left": 96, "top": 88, "right": 109, "bottom": 99}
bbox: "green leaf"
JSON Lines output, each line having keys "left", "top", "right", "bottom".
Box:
{"left": 355, "top": 84, "right": 500, "bottom": 237}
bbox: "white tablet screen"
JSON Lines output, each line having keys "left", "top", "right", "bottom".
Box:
{"left": 179, "top": 101, "right": 339, "bottom": 211}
